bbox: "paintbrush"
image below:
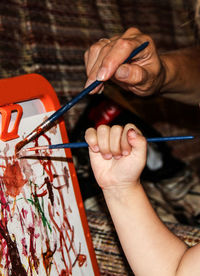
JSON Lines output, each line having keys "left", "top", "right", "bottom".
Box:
{"left": 17, "top": 135, "right": 195, "bottom": 157}
{"left": 15, "top": 41, "right": 149, "bottom": 155}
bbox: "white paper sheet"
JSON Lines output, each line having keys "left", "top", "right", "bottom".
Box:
{"left": 0, "top": 111, "right": 94, "bottom": 275}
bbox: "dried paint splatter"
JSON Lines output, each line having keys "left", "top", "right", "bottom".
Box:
{"left": 0, "top": 132, "right": 87, "bottom": 275}
{"left": 3, "top": 160, "right": 27, "bottom": 197}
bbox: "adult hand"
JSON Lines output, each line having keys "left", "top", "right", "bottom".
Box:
{"left": 84, "top": 27, "right": 166, "bottom": 96}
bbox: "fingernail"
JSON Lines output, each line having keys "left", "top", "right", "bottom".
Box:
{"left": 84, "top": 79, "right": 94, "bottom": 88}
{"left": 114, "top": 155, "right": 122, "bottom": 160}
{"left": 97, "top": 67, "right": 107, "bottom": 81}
{"left": 128, "top": 128, "right": 137, "bottom": 138}
{"left": 103, "top": 153, "right": 112, "bottom": 159}
{"left": 98, "top": 86, "right": 104, "bottom": 94}
{"left": 116, "top": 65, "right": 129, "bottom": 79}
{"left": 92, "top": 145, "right": 99, "bottom": 152}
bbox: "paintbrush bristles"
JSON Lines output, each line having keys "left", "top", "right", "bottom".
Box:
{"left": 17, "top": 145, "right": 49, "bottom": 158}
{"left": 15, "top": 120, "right": 50, "bottom": 154}
{"left": 26, "top": 146, "right": 49, "bottom": 151}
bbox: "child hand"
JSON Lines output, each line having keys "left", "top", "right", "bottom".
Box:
{"left": 85, "top": 123, "right": 147, "bottom": 191}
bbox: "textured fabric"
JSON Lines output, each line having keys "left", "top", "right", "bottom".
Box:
{"left": 87, "top": 209, "right": 133, "bottom": 276}
{"left": 0, "top": 0, "right": 198, "bottom": 130}
{"left": 86, "top": 207, "right": 200, "bottom": 276}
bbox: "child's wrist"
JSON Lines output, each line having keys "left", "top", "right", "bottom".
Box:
{"left": 102, "top": 181, "right": 141, "bottom": 202}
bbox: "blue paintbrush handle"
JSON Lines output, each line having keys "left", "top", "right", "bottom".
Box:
{"left": 48, "top": 135, "right": 194, "bottom": 149}
{"left": 48, "top": 80, "right": 101, "bottom": 123}
{"left": 15, "top": 41, "right": 150, "bottom": 154}
{"left": 146, "top": 136, "right": 194, "bottom": 142}
{"left": 47, "top": 41, "right": 149, "bottom": 124}
{"left": 49, "top": 142, "right": 88, "bottom": 149}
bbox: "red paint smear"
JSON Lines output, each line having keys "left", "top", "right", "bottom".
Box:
{"left": 0, "top": 239, "right": 10, "bottom": 268}
{"left": 35, "top": 133, "right": 54, "bottom": 182}
{"left": 44, "top": 177, "right": 54, "bottom": 205}
{"left": 36, "top": 189, "right": 48, "bottom": 197}
{"left": 0, "top": 188, "right": 10, "bottom": 213}
{"left": 28, "top": 226, "right": 39, "bottom": 272}
{"left": 34, "top": 133, "right": 87, "bottom": 273}
{"left": 48, "top": 204, "right": 72, "bottom": 273}
{"left": 63, "top": 167, "right": 69, "bottom": 190}
{"left": 21, "top": 208, "right": 28, "bottom": 219}
{"left": 2, "top": 160, "right": 27, "bottom": 197}
{"left": 42, "top": 241, "right": 56, "bottom": 274}
{"left": 77, "top": 254, "right": 87, "bottom": 267}
{"left": 0, "top": 224, "right": 27, "bottom": 275}
{"left": 60, "top": 269, "right": 69, "bottom": 276}
{"left": 21, "top": 237, "right": 28, "bottom": 257}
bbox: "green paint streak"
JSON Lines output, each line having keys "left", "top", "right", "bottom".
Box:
{"left": 18, "top": 181, "right": 52, "bottom": 231}
{"left": 42, "top": 197, "right": 44, "bottom": 210}
{"left": 27, "top": 197, "right": 52, "bottom": 232}
{"left": 16, "top": 197, "right": 24, "bottom": 201}
{"left": 29, "top": 179, "right": 39, "bottom": 188}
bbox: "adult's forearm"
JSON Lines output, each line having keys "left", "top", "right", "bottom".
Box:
{"left": 160, "top": 47, "right": 200, "bottom": 105}
{"left": 103, "top": 184, "right": 187, "bottom": 276}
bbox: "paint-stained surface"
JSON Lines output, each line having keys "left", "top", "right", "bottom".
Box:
{"left": 0, "top": 112, "right": 94, "bottom": 275}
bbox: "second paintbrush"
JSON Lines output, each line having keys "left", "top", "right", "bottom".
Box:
{"left": 18, "top": 135, "right": 194, "bottom": 157}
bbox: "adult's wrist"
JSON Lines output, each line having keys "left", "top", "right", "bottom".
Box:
{"left": 159, "top": 53, "right": 175, "bottom": 93}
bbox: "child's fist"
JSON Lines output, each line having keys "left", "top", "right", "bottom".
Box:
{"left": 85, "top": 124, "right": 147, "bottom": 190}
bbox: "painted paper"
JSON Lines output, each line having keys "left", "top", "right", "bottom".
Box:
{"left": 0, "top": 111, "right": 94, "bottom": 275}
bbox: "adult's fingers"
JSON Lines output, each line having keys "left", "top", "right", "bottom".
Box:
{"left": 84, "top": 38, "right": 112, "bottom": 76}
{"left": 96, "top": 28, "right": 152, "bottom": 82}
{"left": 115, "top": 63, "right": 148, "bottom": 87}
{"left": 84, "top": 38, "right": 114, "bottom": 94}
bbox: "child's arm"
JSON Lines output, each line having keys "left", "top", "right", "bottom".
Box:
{"left": 85, "top": 123, "right": 200, "bottom": 276}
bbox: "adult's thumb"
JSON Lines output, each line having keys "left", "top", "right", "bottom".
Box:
{"left": 115, "top": 64, "right": 147, "bottom": 86}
